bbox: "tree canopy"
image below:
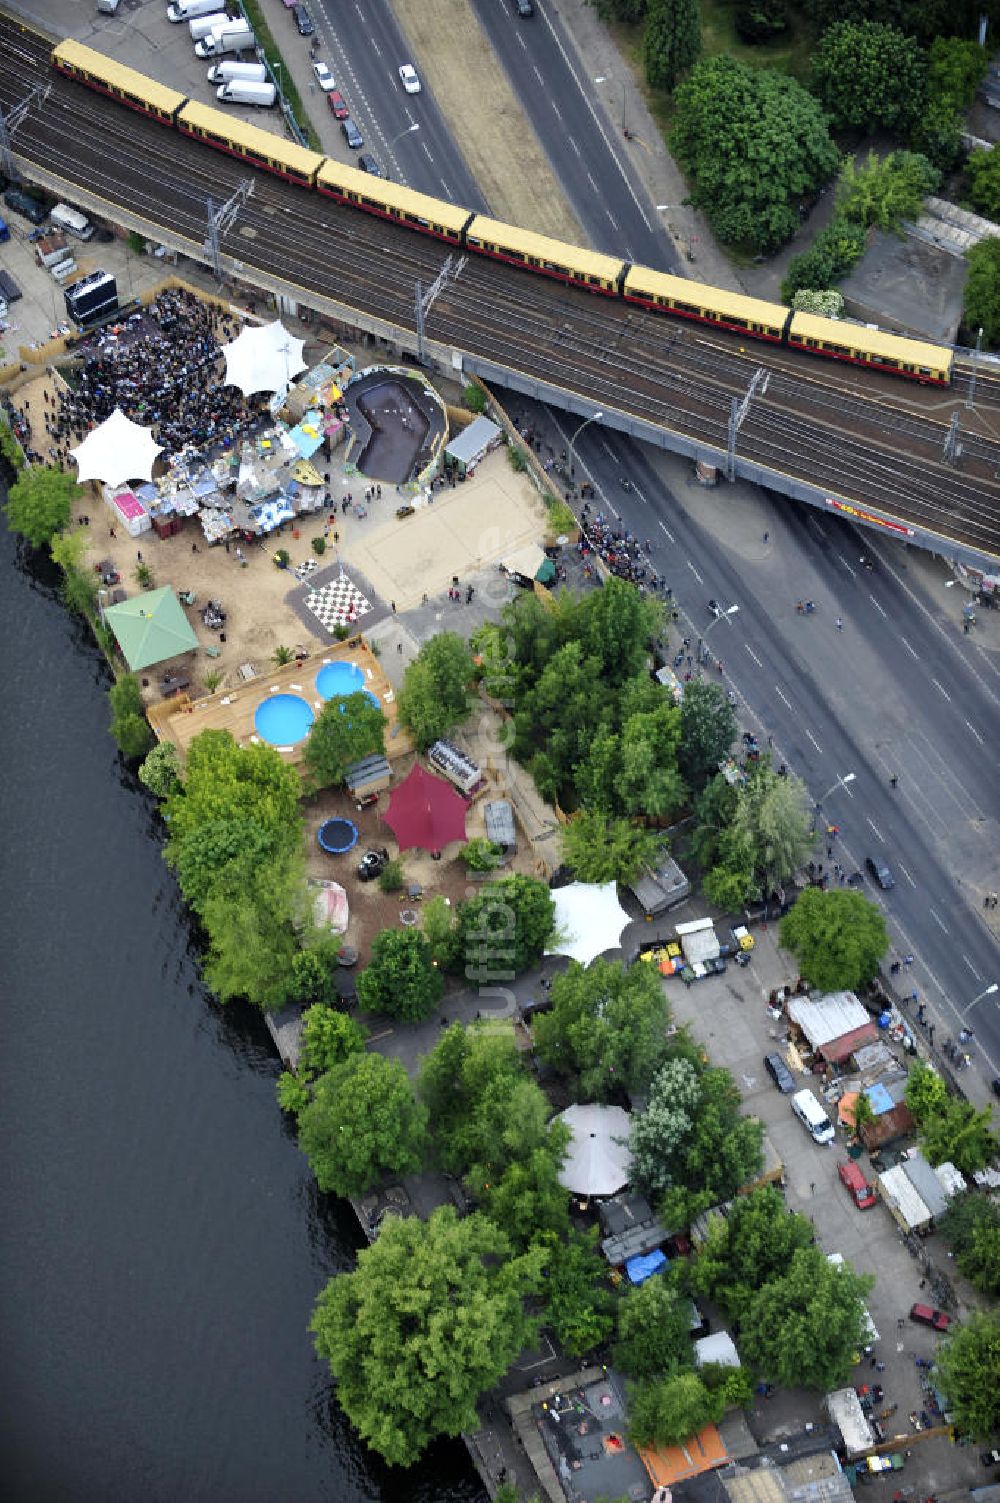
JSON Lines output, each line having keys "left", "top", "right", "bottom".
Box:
{"left": 671, "top": 56, "right": 839, "bottom": 253}
{"left": 534, "top": 957, "right": 670, "bottom": 1100}
{"left": 397, "top": 631, "right": 475, "bottom": 750}
{"left": 963, "top": 238, "right": 1000, "bottom": 349}
{"left": 108, "top": 673, "right": 153, "bottom": 761}
{"left": 835, "top": 150, "right": 939, "bottom": 232}
{"left": 939, "top": 1192, "right": 1000, "bottom": 1299}
{"left": 629, "top": 1370, "right": 725, "bottom": 1448}
{"left": 201, "top": 847, "right": 306, "bottom": 1010}
{"left": 537, "top": 1229, "right": 615, "bottom": 1357}
{"left": 811, "top": 21, "right": 926, "bottom": 135}
{"left": 298, "top": 1004, "right": 367, "bottom": 1081}
{"left": 615, "top": 1270, "right": 696, "bottom": 1380}
{"left": 691, "top": 1186, "right": 814, "bottom": 1320}
{"left": 302, "top": 692, "right": 385, "bottom": 790}
{"left": 456, "top": 873, "right": 556, "bottom": 983}
{"left": 297, "top": 1051, "right": 428, "bottom": 1196}
{"left": 138, "top": 741, "right": 183, "bottom": 799}
{"left": 4, "top": 465, "right": 79, "bottom": 548}
{"left": 934, "top": 1312, "right": 1000, "bottom": 1440}
{"left": 644, "top": 0, "right": 700, "bottom": 94}
{"left": 561, "top": 810, "right": 660, "bottom": 884}
{"left": 967, "top": 145, "right": 1000, "bottom": 224}
{"left": 310, "top": 1207, "right": 543, "bottom": 1465}
{"left": 780, "top": 887, "right": 888, "bottom": 991}
{"left": 355, "top": 927, "right": 444, "bottom": 1022}
{"left": 739, "top": 1246, "right": 874, "bottom": 1390}
{"left": 678, "top": 679, "right": 737, "bottom": 792}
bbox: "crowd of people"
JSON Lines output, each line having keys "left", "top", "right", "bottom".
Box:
{"left": 40, "top": 289, "right": 260, "bottom": 466}
{"left": 577, "top": 505, "right": 669, "bottom": 593}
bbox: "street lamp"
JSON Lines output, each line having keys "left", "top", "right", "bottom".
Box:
{"left": 817, "top": 772, "right": 856, "bottom": 803}
{"left": 567, "top": 408, "right": 603, "bottom": 478}
{"left": 389, "top": 122, "right": 420, "bottom": 149}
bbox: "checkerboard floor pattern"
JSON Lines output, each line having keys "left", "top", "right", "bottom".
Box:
{"left": 294, "top": 558, "right": 319, "bottom": 581}
{"left": 304, "top": 572, "right": 374, "bottom": 632}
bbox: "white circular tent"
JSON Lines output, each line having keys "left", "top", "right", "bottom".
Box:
{"left": 555, "top": 1103, "right": 633, "bottom": 1197}
{"left": 70, "top": 408, "right": 163, "bottom": 487}
{"left": 221, "top": 319, "right": 306, "bottom": 398}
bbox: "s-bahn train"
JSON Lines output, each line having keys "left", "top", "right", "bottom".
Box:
{"left": 52, "top": 39, "right": 955, "bottom": 387}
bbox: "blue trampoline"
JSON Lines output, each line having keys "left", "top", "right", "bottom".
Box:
{"left": 318, "top": 817, "right": 359, "bottom": 854}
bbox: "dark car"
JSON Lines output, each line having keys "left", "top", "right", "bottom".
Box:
{"left": 992, "top": 1077, "right": 1000, "bottom": 1101}
{"left": 356, "top": 847, "right": 389, "bottom": 882}
{"left": 909, "top": 1302, "right": 951, "bottom": 1332}
{"left": 327, "top": 88, "right": 349, "bottom": 119}
{"left": 358, "top": 153, "right": 385, "bottom": 177}
{"left": 514, "top": 0, "right": 534, "bottom": 14}
{"left": 764, "top": 1051, "right": 796, "bottom": 1094}
{"left": 3, "top": 187, "right": 47, "bottom": 225}
{"left": 294, "top": 5, "right": 314, "bottom": 35}
{"left": 865, "top": 855, "right": 895, "bottom": 890}
{"left": 341, "top": 117, "right": 363, "bottom": 149}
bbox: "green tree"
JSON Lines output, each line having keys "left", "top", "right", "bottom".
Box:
{"left": 164, "top": 729, "right": 303, "bottom": 913}
{"left": 298, "top": 1052, "right": 428, "bottom": 1196}
{"left": 672, "top": 56, "right": 839, "bottom": 253}
{"left": 201, "top": 847, "right": 305, "bottom": 1010}
{"left": 836, "top": 150, "right": 939, "bottom": 232}
{"left": 964, "top": 238, "right": 1000, "bottom": 348}
{"left": 939, "top": 1192, "right": 1000, "bottom": 1298}
{"left": 108, "top": 674, "right": 153, "bottom": 760}
{"left": 920, "top": 1097, "right": 997, "bottom": 1177}
{"left": 733, "top": 760, "right": 812, "bottom": 891}
{"left": 781, "top": 217, "right": 867, "bottom": 300}
{"left": 420, "top": 892, "right": 459, "bottom": 969}
{"left": 905, "top": 1059, "right": 950, "bottom": 1125}
{"left": 302, "top": 691, "right": 386, "bottom": 790}
{"left": 397, "top": 631, "right": 475, "bottom": 750}
{"left": 561, "top": 809, "right": 659, "bottom": 884}
{"left": 780, "top": 887, "right": 888, "bottom": 991}
{"left": 356, "top": 927, "right": 444, "bottom": 1022}
{"left": 310, "top": 1207, "right": 543, "bottom": 1465}
{"left": 690, "top": 773, "right": 739, "bottom": 872}
{"left": 629, "top": 1371, "right": 723, "bottom": 1447}
{"left": 678, "top": 679, "right": 737, "bottom": 792}
{"left": 418, "top": 1026, "right": 524, "bottom": 1175}
{"left": 812, "top": 21, "right": 926, "bottom": 135}
{"left": 4, "top": 464, "right": 78, "bottom": 547}
{"left": 534, "top": 957, "right": 670, "bottom": 1100}
{"left": 456, "top": 874, "right": 556, "bottom": 983}
{"left": 691, "top": 1186, "right": 814, "bottom": 1319}
{"left": 538, "top": 1229, "right": 614, "bottom": 1357}
{"left": 461, "top": 837, "right": 503, "bottom": 872}
{"left": 926, "top": 36, "right": 988, "bottom": 113}
{"left": 582, "top": 575, "right": 663, "bottom": 681}
{"left": 476, "top": 1130, "right": 571, "bottom": 1250}
{"left": 138, "top": 741, "right": 183, "bottom": 799}
{"left": 740, "top": 1246, "right": 874, "bottom": 1390}
{"left": 967, "top": 145, "right": 1000, "bottom": 223}
{"left": 934, "top": 1312, "right": 1000, "bottom": 1441}
{"left": 615, "top": 702, "right": 687, "bottom": 819}
{"left": 289, "top": 938, "right": 344, "bottom": 1007}
{"left": 298, "top": 1004, "right": 366, "bottom": 1081}
{"left": 735, "top": 0, "right": 789, "bottom": 44}
{"left": 644, "top": 0, "right": 701, "bottom": 93}
{"left": 615, "top": 1272, "right": 696, "bottom": 1379}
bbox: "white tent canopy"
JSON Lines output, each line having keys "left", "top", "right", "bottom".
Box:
{"left": 556, "top": 1103, "right": 633, "bottom": 1197}
{"left": 546, "top": 881, "right": 630, "bottom": 966}
{"left": 70, "top": 408, "right": 163, "bottom": 486}
{"left": 222, "top": 319, "right": 306, "bottom": 398}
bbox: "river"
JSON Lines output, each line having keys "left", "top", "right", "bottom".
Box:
{"left": 0, "top": 502, "right": 485, "bottom": 1503}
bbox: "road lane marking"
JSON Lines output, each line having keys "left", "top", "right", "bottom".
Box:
{"left": 897, "top": 862, "right": 917, "bottom": 888}
{"left": 866, "top": 817, "right": 884, "bottom": 840}
{"left": 869, "top": 595, "right": 887, "bottom": 618}
{"left": 963, "top": 954, "right": 982, "bottom": 981}
{"left": 775, "top": 687, "right": 792, "bottom": 710}
{"left": 806, "top": 729, "right": 822, "bottom": 752}
{"left": 930, "top": 677, "right": 952, "bottom": 702}
{"left": 552, "top": 102, "right": 563, "bottom": 121}
{"left": 929, "top": 908, "right": 949, "bottom": 933}
{"left": 965, "top": 721, "right": 984, "bottom": 745}
{"left": 745, "top": 645, "right": 762, "bottom": 667}
{"left": 687, "top": 561, "right": 703, "bottom": 583}
{"left": 658, "top": 520, "right": 674, "bottom": 542}
{"left": 899, "top": 637, "right": 919, "bottom": 659}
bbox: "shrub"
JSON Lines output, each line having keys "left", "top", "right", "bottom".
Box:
{"left": 378, "top": 857, "right": 405, "bottom": 893}
{"left": 312, "top": 535, "right": 326, "bottom": 556}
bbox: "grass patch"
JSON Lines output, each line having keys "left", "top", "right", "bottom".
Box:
{"left": 699, "top": 0, "right": 814, "bottom": 81}
{"left": 240, "top": 0, "right": 321, "bottom": 152}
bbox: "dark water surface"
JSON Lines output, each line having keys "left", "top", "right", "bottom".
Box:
{"left": 0, "top": 506, "right": 485, "bottom": 1503}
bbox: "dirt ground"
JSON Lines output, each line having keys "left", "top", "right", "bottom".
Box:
{"left": 392, "top": 0, "right": 584, "bottom": 243}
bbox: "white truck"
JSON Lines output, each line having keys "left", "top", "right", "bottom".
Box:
{"left": 51, "top": 203, "right": 95, "bottom": 241}
{"left": 207, "top": 60, "right": 266, "bottom": 84}
{"left": 168, "top": 0, "right": 221, "bottom": 21}
{"left": 195, "top": 19, "right": 254, "bottom": 57}
{"left": 188, "top": 12, "right": 229, "bottom": 42}
{"left": 216, "top": 79, "right": 276, "bottom": 107}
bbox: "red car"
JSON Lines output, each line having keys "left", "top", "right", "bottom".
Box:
{"left": 910, "top": 1302, "right": 951, "bottom": 1331}
{"left": 327, "top": 90, "right": 349, "bottom": 120}
{"left": 838, "top": 1160, "right": 877, "bottom": 1211}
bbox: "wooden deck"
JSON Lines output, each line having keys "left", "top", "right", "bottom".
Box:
{"left": 147, "top": 637, "right": 412, "bottom": 765}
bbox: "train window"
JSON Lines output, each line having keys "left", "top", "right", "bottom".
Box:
{"left": 674, "top": 300, "right": 698, "bottom": 316}
{"left": 825, "top": 341, "right": 850, "bottom": 357}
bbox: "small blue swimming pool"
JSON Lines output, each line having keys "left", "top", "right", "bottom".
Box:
{"left": 254, "top": 693, "right": 315, "bottom": 746}
{"left": 316, "top": 661, "right": 365, "bottom": 700}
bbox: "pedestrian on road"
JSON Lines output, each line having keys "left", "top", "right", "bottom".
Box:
{"left": 763, "top": 531, "right": 769, "bottom": 543}
{"left": 890, "top": 774, "right": 898, "bottom": 788}
{"left": 835, "top": 617, "right": 844, "bottom": 630}
{"left": 810, "top": 1182, "right": 815, "bottom": 1195}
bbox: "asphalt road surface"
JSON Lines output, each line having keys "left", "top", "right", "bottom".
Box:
{"left": 516, "top": 393, "right": 1000, "bottom": 1103}
{"left": 468, "top": 0, "right": 676, "bottom": 268}
{"left": 312, "top": 0, "right": 488, "bottom": 206}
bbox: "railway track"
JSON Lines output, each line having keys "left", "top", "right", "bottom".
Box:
{"left": 2, "top": 11, "right": 999, "bottom": 560}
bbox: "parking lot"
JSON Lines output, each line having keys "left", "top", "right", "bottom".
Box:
{"left": 665, "top": 922, "right": 983, "bottom": 1494}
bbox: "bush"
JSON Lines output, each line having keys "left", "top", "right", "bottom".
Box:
{"left": 461, "top": 837, "right": 503, "bottom": 872}
{"left": 378, "top": 856, "right": 405, "bottom": 893}
{"left": 109, "top": 674, "right": 153, "bottom": 760}
{"left": 312, "top": 535, "right": 326, "bottom": 556}
{"left": 735, "top": 0, "right": 789, "bottom": 43}
{"left": 507, "top": 443, "right": 528, "bottom": 473}
{"left": 463, "top": 383, "right": 487, "bottom": 413}
{"left": 274, "top": 548, "right": 290, "bottom": 569}
{"left": 781, "top": 218, "right": 866, "bottom": 301}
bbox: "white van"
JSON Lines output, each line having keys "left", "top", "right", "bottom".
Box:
{"left": 195, "top": 19, "right": 254, "bottom": 57}
{"left": 168, "top": 0, "right": 220, "bottom": 20}
{"left": 188, "top": 12, "right": 229, "bottom": 41}
{"left": 792, "top": 1088, "right": 835, "bottom": 1145}
{"left": 216, "top": 79, "right": 276, "bottom": 107}
{"left": 207, "top": 60, "right": 266, "bottom": 84}
{"left": 51, "top": 203, "right": 94, "bottom": 241}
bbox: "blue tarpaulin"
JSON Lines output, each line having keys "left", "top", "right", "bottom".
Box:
{"left": 626, "top": 1249, "right": 668, "bottom": 1285}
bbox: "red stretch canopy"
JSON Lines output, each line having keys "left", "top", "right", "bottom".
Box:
{"left": 384, "top": 763, "right": 468, "bottom": 853}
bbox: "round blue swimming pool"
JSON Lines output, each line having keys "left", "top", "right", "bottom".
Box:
{"left": 316, "top": 661, "right": 365, "bottom": 700}
{"left": 254, "top": 694, "right": 315, "bottom": 746}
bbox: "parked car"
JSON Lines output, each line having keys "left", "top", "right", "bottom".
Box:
{"left": 294, "top": 5, "right": 314, "bottom": 35}
{"left": 358, "top": 154, "right": 385, "bottom": 177}
{"left": 398, "top": 63, "right": 421, "bottom": 94}
{"left": 312, "top": 60, "right": 334, "bottom": 91}
{"left": 341, "top": 117, "right": 363, "bottom": 149}
{"left": 763, "top": 1051, "right": 796, "bottom": 1094}
{"left": 327, "top": 88, "right": 349, "bottom": 119}
{"left": 909, "top": 1303, "right": 951, "bottom": 1331}
{"left": 357, "top": 847, "right": 389, "bottom": 882}
{"left": 3, "top": 187, "right": 47, "bottom": 225}
{"left": 838, "top": 1159, "right": 877, "bottom": 1210}
{"left": 865, "top": 855, "right": 895, "bottom": 890}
